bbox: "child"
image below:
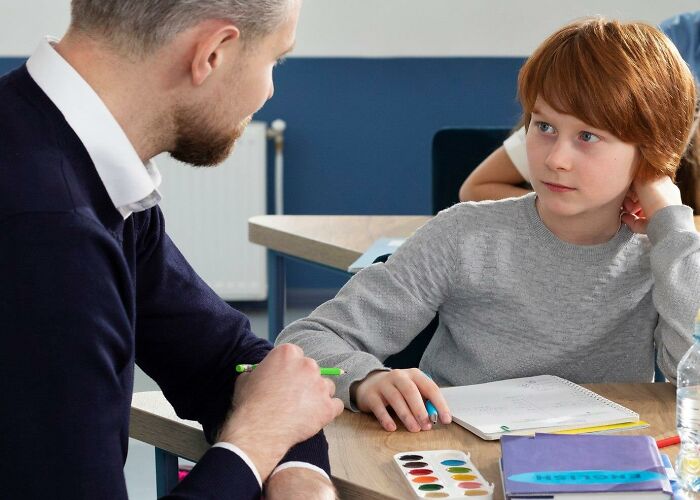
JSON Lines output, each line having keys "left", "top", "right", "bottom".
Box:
{"left": 276, "top": 18, "right": 700, "bottom": 433}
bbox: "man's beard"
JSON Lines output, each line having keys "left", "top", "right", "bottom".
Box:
{"left": 170, "top": 105, "right": 252, "bottom": 167}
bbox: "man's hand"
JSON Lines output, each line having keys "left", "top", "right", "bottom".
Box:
{"left": 217, "top": 344, "right": 344, "bottom": 481}
{"left": 265, "top": 467, "right": 337, "bottom": 500}
{"left": 622, "top": 175, "right": 682, "bottom": 234}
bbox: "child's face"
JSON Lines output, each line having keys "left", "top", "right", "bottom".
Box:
{"left": 526, "top": 97, "right": 639, "bottom": 223}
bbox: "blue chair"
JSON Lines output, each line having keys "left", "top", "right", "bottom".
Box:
{"left": 431, "top": 127, "right": 511, "bottom": 213}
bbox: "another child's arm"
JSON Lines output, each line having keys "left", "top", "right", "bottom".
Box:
{"left": 458, "top": 146, "right": 530, "bottom": 201}
{"left": 459, "top": 126, "right": 532, "bottom": 202}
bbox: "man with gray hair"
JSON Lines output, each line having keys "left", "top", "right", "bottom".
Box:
{"left": 0, "top": 0, "right": 344, "bottom": 498}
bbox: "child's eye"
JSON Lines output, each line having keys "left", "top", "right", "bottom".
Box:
{"left": 536, "top": 121, "right": 555, "bottom": 134}
{"left": 579, "top": 131, "right": 600, "bottom": 143}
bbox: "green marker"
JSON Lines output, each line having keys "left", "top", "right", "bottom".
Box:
{"left": 235, "top": 363, "right": 345, "bottom": 376}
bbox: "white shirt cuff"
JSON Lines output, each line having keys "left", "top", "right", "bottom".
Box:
{"left": 212, "top": 442, "right": 262, "bottom": 488}
{"left": 270, "top": 461, "right": 330, "bottom": 482}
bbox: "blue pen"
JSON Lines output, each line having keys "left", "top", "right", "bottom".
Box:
{"left": 425, "top": 399, "right": 438, "bottom": 424}
{"left": 423, "top": 372, "right": 439, "bottom": 424}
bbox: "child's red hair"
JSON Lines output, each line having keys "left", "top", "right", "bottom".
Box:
{"left": 518, "top": 17, "right": 697, "bottom": 180}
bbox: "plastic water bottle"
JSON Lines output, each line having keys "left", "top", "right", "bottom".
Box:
{"left": 677, "top": 309, "right": 700, "bottom": 498}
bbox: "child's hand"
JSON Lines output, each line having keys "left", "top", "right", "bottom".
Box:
{"left": 353, "top": 369, "right": 451, "bottom": 432}
{"left": 621, "top": 175, "right": 682, "bottom": 234}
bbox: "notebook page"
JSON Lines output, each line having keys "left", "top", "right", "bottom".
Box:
{"left": 441, "top": 374, "right": 638, "bottom": 436}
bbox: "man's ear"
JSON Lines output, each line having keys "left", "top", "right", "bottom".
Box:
{"left": 190, "top": 23, "right": 241, "bottom": 87}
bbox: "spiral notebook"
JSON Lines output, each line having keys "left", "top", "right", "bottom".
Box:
{"left": 440, "top": 375, "right": 639, "bottom": 440}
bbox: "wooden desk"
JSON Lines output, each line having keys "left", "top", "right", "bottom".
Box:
{"left": 250, "top": 214, "right": 700, "bottom": 341}
{"left": 249, "top": 215, "right": 429, "bottom": 271}
{"left": 131, "top": 383, "right": 678, "bottom": 500}
{"left": 249, "top": 215, "right": 429, "bottom": 340}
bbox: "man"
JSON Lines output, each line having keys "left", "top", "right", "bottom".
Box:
{"left": 0, "top": 0, "right": 344, "bottom": 498}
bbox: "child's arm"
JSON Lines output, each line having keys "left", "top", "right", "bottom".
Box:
{"left": 625, "top": 175, "right": 700, "bottom": 381}
{"left": 621, "top": 175, "right": 683, "bottom": 233}
{"left": 275, "top": 210, "right": 462, "bottom": 431}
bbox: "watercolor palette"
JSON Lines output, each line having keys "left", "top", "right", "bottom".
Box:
{"left": 393, "top": 449, "right": 494, "bottom": 498}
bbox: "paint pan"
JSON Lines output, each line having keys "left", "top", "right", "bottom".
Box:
{"left": 393, "top": 449, "right": 494, "bottom": 499}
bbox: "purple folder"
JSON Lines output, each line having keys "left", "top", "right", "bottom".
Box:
{"left": 500, "top": 433, "right": 672, "bottom": 498}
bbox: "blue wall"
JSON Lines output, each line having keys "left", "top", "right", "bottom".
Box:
{"left": 0, "top": 56, "right": 527, "bottom": 295}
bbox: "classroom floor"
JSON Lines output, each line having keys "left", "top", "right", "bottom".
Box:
{"left": 125, "top": 304, "right": 314, "bottom": 499}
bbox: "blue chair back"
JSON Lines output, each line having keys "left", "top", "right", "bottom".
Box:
{"left": 431, "top": 127, "right": 511, "bottom": 214}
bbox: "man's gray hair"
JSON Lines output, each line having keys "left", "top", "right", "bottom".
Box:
{"left": 70, "top": 0, "right": 292, "bottom": 55}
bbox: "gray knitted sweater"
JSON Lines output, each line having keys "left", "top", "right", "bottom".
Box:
{"left": 276, "top": 194, "right": 700, "bottom": 410}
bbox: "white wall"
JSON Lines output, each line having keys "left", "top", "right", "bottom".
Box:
{"left": 0, "top": 0, "right": 70, "bottom": 56}
{"left": 0, "top": 0, "right": 697, "bottom": 57}
{"left": 295, "top": 0, "right": 700, "bottom": 56}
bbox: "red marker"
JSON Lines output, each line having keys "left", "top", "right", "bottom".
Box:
{"left": 656, "top": 435, "right": 680, "bottom": 448}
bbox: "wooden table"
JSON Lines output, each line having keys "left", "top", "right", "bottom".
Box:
{"left": 250, "top": 214, "right": 700, "bottom": 341}
{"left": 131, "top": 383, "right": 678, "bottom": 499}
{"left": 249, "top": 215, "right": 430, "bottom": 340}
{"left": 325, "top": 383, "right": 678, "bottom": 499}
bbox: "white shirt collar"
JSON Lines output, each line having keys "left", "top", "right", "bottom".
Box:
{"left": 26, "top": 36, "right": 161, "bottom": 219}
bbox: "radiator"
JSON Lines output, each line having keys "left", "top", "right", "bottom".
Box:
{"left": 154, "top": 121, "right": 268, "bottom": 301}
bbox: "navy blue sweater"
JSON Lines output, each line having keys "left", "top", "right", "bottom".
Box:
{"left": 0, "top": 65, "right": 329, "bottom": 499}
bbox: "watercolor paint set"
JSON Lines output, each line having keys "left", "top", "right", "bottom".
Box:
{"left": 393, "top": 449, "right": 494, "bottom": 498}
